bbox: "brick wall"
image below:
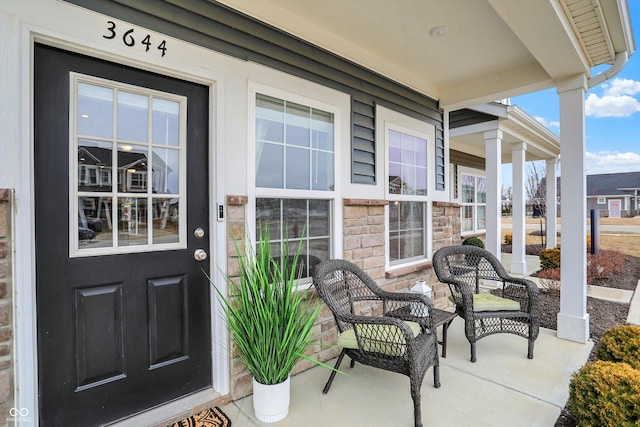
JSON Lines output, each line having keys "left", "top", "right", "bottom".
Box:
{"left": 0, "top": 189, "right": 13, "bottom": 425}
{"left": 224, "top": 196, "right": 462, "bottom": 400}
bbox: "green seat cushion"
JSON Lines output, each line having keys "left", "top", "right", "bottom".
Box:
{"left": 337, "top": 321, "right": 422, "bottom": 356}
{"left": 473, "top": 293, "right": 521, "bottom": 312}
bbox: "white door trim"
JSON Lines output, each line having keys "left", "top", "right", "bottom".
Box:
{"left": 608, "top": 199, "right": 621, "bottom": 218}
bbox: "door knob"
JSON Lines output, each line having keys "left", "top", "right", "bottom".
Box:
{"left": 194, "top": 249, "right": 208, "bottom": 261}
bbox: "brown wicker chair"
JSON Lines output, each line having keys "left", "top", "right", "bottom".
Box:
{"left": 432, "top": 245, "right": 539, "bottom": 362}
{"left": 313, "top": 259, "right": 440, "bottom": 427}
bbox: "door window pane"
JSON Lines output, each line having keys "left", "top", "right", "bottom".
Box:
{"left": 152, "top": 98, "right": 180, "bottom": 146}
{"left": 77, "top": 196, "right": 113, "bottom": 248}
{"left": 118, "top": 197, "right": 148, "bottom": 246}
{"left": 118, "top": 91, "right": 148, "bottom": 142}
{"left": 153, "top": 198, "right": 179, "bottom": 244}
{"left": 118, "top": 144, "right": 148, "bottom": 193}
{"left": 78, "top": 140, "right": 113, "bottom": 192}
{"left": 152, "top": 148, "right": 180, "bottom": 194}
{"left": 77, "top": 83, "right": 113, "bottom": 139}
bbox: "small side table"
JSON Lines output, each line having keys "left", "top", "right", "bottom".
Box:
{"left": 431, "top": 308, "right": 457, "bottom": 358}
{"left": 387, "top": 306, "right": 457, "bottom": 358}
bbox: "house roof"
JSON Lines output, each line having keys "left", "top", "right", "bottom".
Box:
{"left": 217, "top": 0, "right": 635, "bottom": 109}
{"left": 449, "top": 102, "right": 561, "bottom": 163}
{"left": 586, "top": 171, "right": 640, "bottom": 196}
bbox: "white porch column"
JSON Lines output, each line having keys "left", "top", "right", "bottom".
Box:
{"left": 557, "top": 75, "right": 589, "bottom": 343}
{"left": 484, "top": 129, "right": 502, "bottom": 260}
{"left": 510, "top": 142, "right": 527, "bottom": 274}
{"left": 545, "top": 158, "right": 558, "bottom": 249}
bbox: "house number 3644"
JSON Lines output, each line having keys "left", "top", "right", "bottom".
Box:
{"left": 103, "top": 21, "right": 167, "bottom": 57}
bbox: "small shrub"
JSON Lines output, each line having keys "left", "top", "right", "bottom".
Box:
{"left": 539, "top": 247, "right": 561, "bottom": 269}
{"left": 587, "top": 250, "right": 627, "bottom": 284}
{"left": 569, "top": 360, "right": 640, "bottom": 427}
{"left": 462, "top": 236, "right": 485, "bottom": 249}
{"left": 536, "top": 267, "right": 560, "bottom": 295}
{"left": 596, "top": 325, "right": 640, "bottom": 369}
{"left": 504, "top": 233, "right": 512, "bottom": 244}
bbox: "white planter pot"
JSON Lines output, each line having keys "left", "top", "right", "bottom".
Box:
{"left": 252, "top": 376, "right": 290, "bottom": 423}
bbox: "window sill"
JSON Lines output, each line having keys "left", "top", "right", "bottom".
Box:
{"left": 385, "top": 260, "right": 433, "bottom": 278}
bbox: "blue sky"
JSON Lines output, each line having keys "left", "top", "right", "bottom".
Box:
{"left": 502, "top": 1, "right": 640, "bottom": 188}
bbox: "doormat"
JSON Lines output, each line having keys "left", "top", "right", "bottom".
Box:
{"left": 169, "top": 406, "right": 231, "bottom": 427}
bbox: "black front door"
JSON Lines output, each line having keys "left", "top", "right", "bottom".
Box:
{"left": 34, "top": 44, "right": 212, "bottom": 426}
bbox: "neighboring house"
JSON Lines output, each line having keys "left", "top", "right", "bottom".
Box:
{"left": 0, "top": 0, "right": 634, "bottom": 425}
{"left": 587, "top": 171, "right": 640, "bottom": 217}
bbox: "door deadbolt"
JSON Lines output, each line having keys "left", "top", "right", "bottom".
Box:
{"left": 194, "top": 228, "right": 205, "bottom": 238}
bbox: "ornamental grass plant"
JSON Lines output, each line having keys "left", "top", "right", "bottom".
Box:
{"left": 210, "top": 226, "right": 324, "bottom": 386}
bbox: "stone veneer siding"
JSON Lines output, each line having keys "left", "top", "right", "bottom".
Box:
{"left": 223, "top": 196, "right": 461, "bottom": 401}
{"left": 0, "top": 190, "right": 12, "bottom": 426}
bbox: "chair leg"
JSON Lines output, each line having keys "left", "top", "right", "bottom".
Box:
{"left": 433, "top": 365, "right": 441, "bottom": 388}
{"left": 350, "top": 358, "right": 355, "bottom": 368}
{"left": 410, "top": 377, "right": 423, "bottom": 427}
{"left": 528, "top": 339, "right": 534, "bottom": 359}
{"left": 470, "top": 342, "right": 477, "bottom": 363}
{"left": 323, "top": 349, "right": 346, "bottom": 394}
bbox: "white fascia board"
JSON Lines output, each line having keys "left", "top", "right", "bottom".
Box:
{"left": 449, "top": 120, "right": 499, "bottom": 138}
{"left": 468, "top": 102, "right": 509, "bottom": 118}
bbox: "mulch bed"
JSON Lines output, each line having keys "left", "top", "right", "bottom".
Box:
{"left": 501, "top": 247, "right": 640, "bottom": 427}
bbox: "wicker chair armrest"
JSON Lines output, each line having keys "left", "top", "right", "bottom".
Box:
{"left": 501, "top": 277, "right": 539, "bottom": 314}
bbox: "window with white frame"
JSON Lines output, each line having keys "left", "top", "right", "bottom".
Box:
{"left": 460, "top": 173, "right": 486, "bottom": 234}
{"left": 386, "top": 127, "right": 428, "bottom": 265}
{"left": 597, "top": 197, "right": 606, "bottom": 204}
{"left": 254, "top": 92, "right": 335, "bottom": 280}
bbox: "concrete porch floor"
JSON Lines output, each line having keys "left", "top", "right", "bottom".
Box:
{"left": 220, "top": 319, "right": 593, "bottom": 427}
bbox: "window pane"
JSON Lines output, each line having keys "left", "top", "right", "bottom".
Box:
{"left": 256, "top": 142, "right": 284, "bottom": 188}
{"left": 462, "top": 205, "right": 474, "bottom": 233}
{"left": 389, "top": 201, "right": 424, "bottom": 263}
{"left": 256, "top": 198, "right": 331, "bottom": 280}
{"left": 78, "top": 140, "right": 113, "bottom": 192}
{"left": 118, "top": 197, "right": 148, "bottom": 246}
{"left": 388, "top": 129, "right": 427, "bottom": 196}
{"left": 77, "top": 83, "right": 113, "bottom": 139}
{"left": 312, "top": 110, "right": 333, "bottom": 151}
{"left": 477, "top": 205, "right": 486, "bottom": 230}
{"left": 257, "top": 94, "right": 285, "bottom": 143}
{"left": 118, "top": 91, "right": 148, "bottom": 142}
{"left": 477, "top": 177, "right": 487, "bottom": 203}
{"left": 118, "top": 144, "right": 148, "bottom": 193}
{"left": 78, "top": 196, "right": 113, "bottom": 248}
{"left": 286, "top": 146, "right": 310, "bottom": 190}
{"left": 461, "top": 175, "right": 475, "bottom": 203}
{"left": 309, "top": 199, "right": 330, "bottom": 237}
{"left": 152, "top": 198, "right": 179, "bottom": 244}
{"left": 286, "top": 102, "right": 310, "bottom": 147}
{"left": 152, "top": 98, "right": 180, "bottom": 146}
{"left": 311, "top": 151, "right": 334, "bottom": 191}
{"left": 152, "top": 148, "right": 179, "bottom": 194}
{"left": 257, "top": 198, "right": 282, "bottom": 238}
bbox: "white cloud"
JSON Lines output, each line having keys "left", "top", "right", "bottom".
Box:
{"left": 585, "top": 78, "right": 640, "bottom": 117}
{"left": 602, "top": 78, "right": 640, "bottom": 97}
{"left": 585, "top": 151, "right": 640, "bottom": 175}
{"left": 533, "top": 115, "right": 560, "bottom": 129}
{"left": 585, "top": 93, "right": 640, "bottom": 117}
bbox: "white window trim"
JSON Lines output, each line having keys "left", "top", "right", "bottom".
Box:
{"left": 247, "top": 81, "right": 345, "bottom": 285}
{"left": 458, "top": 166, "right": 487, "bottom": 236}
{"left": 377, "top": 105, "right": 435, "bottom": 270}
{"left": 597, "top": 197, "right": 606, "bottom": 204}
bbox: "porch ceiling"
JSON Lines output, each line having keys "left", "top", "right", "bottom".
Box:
{"left": 214, "top": 0, "right": 634, "bottom": 110}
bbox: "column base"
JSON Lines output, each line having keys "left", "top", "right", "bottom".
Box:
{"left": 510, "top": 260, "right": 527, "bottom": 275}
{"left": 557, "top": 312, "right": 590, "bottom": 343}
